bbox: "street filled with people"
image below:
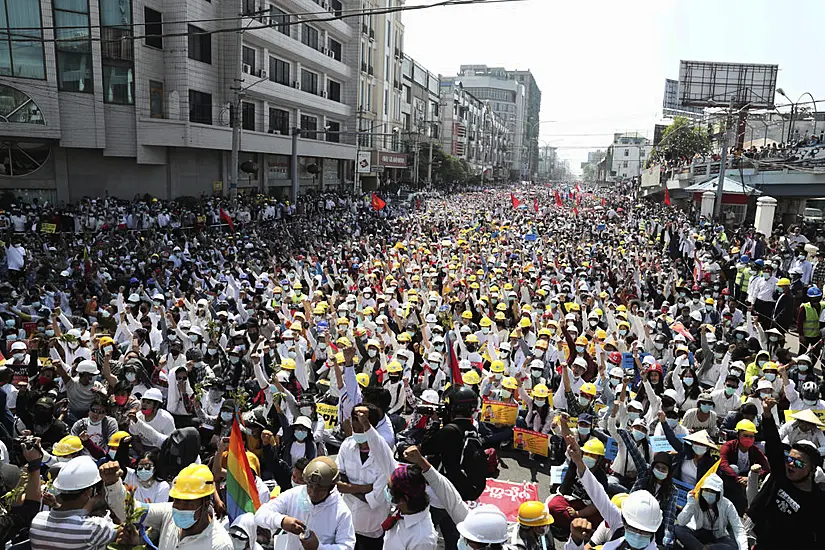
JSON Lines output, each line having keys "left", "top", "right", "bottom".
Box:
{"left": 1, "top": 183, "right": 824, "bottom": 550}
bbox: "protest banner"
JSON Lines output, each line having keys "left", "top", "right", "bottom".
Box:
{"left": 41, "top": 223, "right": 56, "bottom": 234}
{"left": 315, "top": 402, "right": 338, "bottom": 430}
{"left": 512, "top": 428, "right": 549, "bottom": 457}
{"left": 465, "top": 479, "right": 539, "bottom": 522}
{"left": 480, "top": 400, "right": 518, "bottom": 425}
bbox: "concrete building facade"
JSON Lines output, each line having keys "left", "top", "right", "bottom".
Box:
{"left": 400, "top": 54, "right": 439, "bottom": 185}
{"left": 0, "top": 0, "right": 363, "bottom": 201}
{"left": 607, "top": 133, "right": 653, "bottom": 182}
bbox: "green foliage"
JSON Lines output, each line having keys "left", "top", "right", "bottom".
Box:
{"left": 651, "top": 116, "right": 711, "bottom": 164}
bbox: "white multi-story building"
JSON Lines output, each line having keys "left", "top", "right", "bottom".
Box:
{"left": 401, "top": 54, "right": 439, "bottom": 186}
{"left": 608, "top": 133, "right": 653, "bottom": 181}
{"left": 0, "top": 0, "right": 361, "bottom": 201}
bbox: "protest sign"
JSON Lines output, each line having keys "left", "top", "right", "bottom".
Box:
{"left": 512, "top": 428, "right": 549, "bottom": 457}
{"left": 465, "top": 479, "right": 539, "bottom": 522}
{"left": 316, "top": 403, "right": 338, "bottom": 430}
{"left": 481, "top": 400, "right": 518, "bottom": 425}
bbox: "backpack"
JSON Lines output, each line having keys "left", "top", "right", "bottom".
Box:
{"left": 447, "top": 424, "right": 490, "bottom": 501}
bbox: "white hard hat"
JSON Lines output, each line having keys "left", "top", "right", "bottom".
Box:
{"left": 293, "top": 416, "right": 312, "bottom": 430}
{"left": 53, "top": 456, "right": 101, "bottom": 492}
{"left": 420, "top": 389, "right": 439, "bottom": 405}
{"left": 10, "top": 341, "right": 27, "bottom": 352}
{"left": 609, "top": 366, "right": 624, "bottom": 378}
{"left": 573, "top": 357, "right": 587, "bottom": 368}
{"left": 530, "top": 359, "right": 544, "bottom": 370}
{"left": 67, "top": 328, "right": 82, "bottom": 339}
{"left": 427, "top": 351, "right": 442, "bottom": 363}
{"left": 425, "top": 314, "right": 437, "bottom": 323}
{"left": 621, "top": 489, "right": 663, "bottom": 532}
{"left": 128, "top": 293, "right": 140, "bottom": 303}
{"left": 459, "top": 359, "right": 472, "bottom": 371}
{"left": 756, "top": 379, "right": 773, "bottom": 391}
{"left": 189, "top": 325, "right": 203, "bottom": 336}
{"left": 143, "top": 388, "right": 164, "bottom": 402}
{"left": 456, "top": 504, "right": 508, "bottom": 544}
{"left": 77, "top": 360, "right": 99, "bottom": 375}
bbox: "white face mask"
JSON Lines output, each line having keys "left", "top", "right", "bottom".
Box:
{"left": 500, "top": 389, "right": 511, "bottom": 400}
{"left": 368, "top": 349, "right": 378, "bottom": 358}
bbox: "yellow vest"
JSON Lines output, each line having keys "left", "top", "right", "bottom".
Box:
{"left": 803, "top": 303, "right": 821, "bottom": 338}
{"left": 740, "top": 268, "right": 751, "bottom": 293}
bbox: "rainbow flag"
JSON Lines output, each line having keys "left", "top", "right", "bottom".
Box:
{"left": 226, "top": 417, "right": 262, "bottom": 522}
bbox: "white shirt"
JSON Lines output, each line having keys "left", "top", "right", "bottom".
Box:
{"left": 124, "top": 468, "right": 171, "bottom": 503}
{"left": 130, "top": 408, "right": 176, "bottom": 448}
{"left": 6, "top": 244, "right": 24, "bottom": 271}
{"left": 254, "top": 485, "right": 356, "bottom": 550}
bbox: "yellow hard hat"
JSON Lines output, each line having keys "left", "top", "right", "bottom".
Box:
{"left": 595, "top": 329, "right": 607, "bottom": 340}
{"left": 518, "top": 500, "right": 554, "bottom": 527}
{"left": 575, "top": 335, "right": 589, "bottom": 346}
{"left": 334, "top": 352, "right": 346, "bottom": 364}
{"left": 491, "top": 360, "right": 505, "bottom": 373}
{"left": 398, "top": 332, "right": 412, "bottom": 343}
{"left": 462, "top": 370, "right": 481, "bottom": 385}
{"left": 736, "top": 419, "right": 757, "bottom": 433}
{"left": 52, "top": 435, "right": 83, "bottom": 457}
{"left": 535, "top": 339, "right": 548, "bottom": 350}
{"left": 366, "top": 339, "right": 380, "bottom": 349}
{"left": 580, "top": 382, "right": 597, "bottom": 396}
{"left": 466, "top": 334, "right": 480, "bottom": 344}
{"left": 518, "top": 317, "right": 531, "bottom": 328}
{"left": 98, "top": 336, "right": 115, "bottom": 347}
{"left": 461, "top": 310, "right": 474, "bottom": 320}
{"left": 502, "top": 376, "right": 518, "bottom": 390}
{"left": 356, "top": 373, "right": 370, "bottom": 387}
{"left": 281, "top": 357, "right": 296, "bottom": 370}
{"left": 531, "top": 384, "right": 550, "bottom": 398}
{"left": 387, "top": 361, "right": 403, "bottom": 374}
{"left": 169, "top": 464, "right": 215, "bottom": 500}
{"left": 611, "top": 493, "right": 629, "bottom": 508}
{"left": 108, "top": 431, "right": 131, "bottom": 449}
{"left": 336, "top": 336, "right": 352, "bottom": 348}
{"left": 496, "top": 303, "right": 508, "bottom": 312}
{"left": 363, "top": 306, "right": 376, "bottom": 315}
{"left": 582, "top": 438, "right": 606, "bottom": 456}
{"left": 494, "top": 311, "right": 506, "bottom": 321}
{"left": 479, "top": 317, "right": 493, "bottom": 327}
{"left": 616, "top": 305, "right": 628, "bottom": 312}
{"left": 777, "top": 278, "right": 791, "bottom": 287}
{"left": 538, "top": 328, "right": 552, "bottom": 337}
{"left": 336, "top": 317, "right": 350, "bottom": 326}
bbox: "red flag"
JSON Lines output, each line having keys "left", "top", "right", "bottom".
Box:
{"left": 601, "top": 197, "right": 606, "bottom": 207}
{"left": 554, "top": 190, "right": 563, "bottom": 207}
{"left": 510, "top": 193, "right": 521, "bottom": 209}
{"left": 575, "top": 183, "right": 582, "bottom": 194}
{"left": 573, "top": 207, "right": 579, "bottom": 216}
{"left": 664, "top": 188, "right": 671, "bottom": 206}
{"left": 371, "top": 192, "right": 386, "bottom": 211}
{"left": 444, "top": 330, "right": 463, "bottom": 387}
{"left": 220, "top": 207, "right": 234, "bottom": 231}
{"left": 533, "top": 197, "right": 539, "bottom": 213}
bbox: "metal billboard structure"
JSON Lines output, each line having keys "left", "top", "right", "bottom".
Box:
{"left": 678, "top": 61, "right": 778, "bottom": 109}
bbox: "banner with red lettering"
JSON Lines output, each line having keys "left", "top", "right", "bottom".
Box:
{"left": 465, "top": 479, "right": 539, "bottom": 522}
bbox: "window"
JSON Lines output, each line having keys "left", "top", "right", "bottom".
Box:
{"left": 623, "top": 161, "right": 628, "bottom": 168}
{"left": 189, "top": 89, "right": 212, "bottom": 124}
{"left": 301, "top": 24, "right": 318, "bottom": 50}
{"left": 300, "top": 114, "right": 317, "bottom": 139}
{"left": 269, "top": 6, "right": 289, "bottom": 35}
{"left": 330, "top": 0, "right": 342, "bottom": 16}
{"left": 301, "top": 69, "right": 317, "bottom": 95}
{"left": 149, "top": 80, "right": 163, "bottom": 118}
{"left": 100, "top": 0, "right": 134, "bottom": 104}
{"left": 54, "top": 0, "right": 93, "bottom": 92}
{"left": 0, "top": 0, "right": 46, "bottom": 79}
{"left": 188, "top": 24, "right": 211, "bottom": 63}
{"left": 328, "top": 38, "right": 342, "bottom": 61}
{"left": 326, "top": 121, "right": 340, "bottom": 143}
{"left": 269, "top": 107, "right": 289, "bottom": 135}
{"left": 242, "top": 46, "right": 255, "bottom": 72}
{"left": 144, "top": 7, "right": 162, "bottom": 49}
{"left": 242, "top": 0, "right": 256, "bottom": 16}
{"left": 242, "top": 101, "right": 255, "bottom": 131}
{"left": 327, "top": 79, "right": 340, "bottom": 102}
{"left": 269, "top": 56, "right": 289, "bottom": 85}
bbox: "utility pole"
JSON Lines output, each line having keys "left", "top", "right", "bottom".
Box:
{"left": 714, "top": 97, "right": 735, "bottom": 220}
{"left": 290, "top": 127, "right": 299, "bottom": 204}
{"left": 229, "top": 17, "right": 243, "bottom": 199}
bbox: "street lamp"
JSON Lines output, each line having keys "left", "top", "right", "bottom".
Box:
{"left": 777, "top": 88, "right": 818, "bottom": 144}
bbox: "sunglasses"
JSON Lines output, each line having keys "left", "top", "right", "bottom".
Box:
{"left": 785, "top": 453, "right": 806, "bottom": 470}
{"left": 90, "top": 408, "right": 106, "bottom": 414}
{"left": 136, "top": 464, "right": 154, "bottom": 471}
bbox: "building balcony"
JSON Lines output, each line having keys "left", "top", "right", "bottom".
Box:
{"left": 248, "top": 79, "right": 351, "bottom": 118}
{"left": 273, "top": 0, "right": 352, "bottom": 38}
{"left": 245, "top": 25, "right": 352, "bottom": 80}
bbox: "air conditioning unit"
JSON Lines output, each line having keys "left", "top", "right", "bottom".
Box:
{"left": 242, "top": 63, "right": 251, "bottom": 74}
{"left": 322, "top": 91, "right": 327, "bottom": 98}
{"left": 259, "top": 69, "right": 267, "bottom": 79}
{"left": 327, "top": 50, "right": 335, "bottom": 59}
{"left": 293, "top": 81, "right": 300, "bottom": 89}
{"left": 321, "top": 47, "right": 328, "bottom": 55}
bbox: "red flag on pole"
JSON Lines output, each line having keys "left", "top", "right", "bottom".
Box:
{"left": 220, "top": 207, "right": 234, "bottom": 232}
{"left": 444, "top": 330, "right": 463, "bottom": 387}
{"left": 554, "top": 190, "right": 563, "bottom": 207}
{"left": 510, "top": 193, "right": 521, "bottom": 209}
{"left": 573, "top": 207, "right": 579, "bottom": 216}
{"left": 601, "top": 197, "right": 606, "bottom": 207}
{"left": 533, "top": 197, "right": 539, "bottom": 213}
{"left": 371, "top": 192, "right": 386, "bottom": 211}
{"left": 664, "top": 188, "right": 671, "bottom": 206}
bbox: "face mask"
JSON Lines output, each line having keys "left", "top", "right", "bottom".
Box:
{"left": 666, "top": 418, "right": 678, "bottom": 428}
{"left": 632, "top": 429, "right": 646, "bottom": 442}
{"left": 494, "top": 373, "right": 503, "bottom": 381}
{"left": 624, "top": 530, "right": 652, "bottom": 549}
{"left": 38, "top": 375, "right": 51, "bottom": 386}
{"left": 115, "top": 395, "right": 128, "bottom": 406}
{"left": 221, "top": 411, "right": 233, "bottom": 422}
{"left": 699, "top": 403, "right": 712, "bottom": 414}
{"left": 652, "top": 468, "right": 668, "bottom": 480}
{"left": 714, "top": 352, "right": 724, "bottom": 360}
{"left": 230, "top": 356, "right": 240, "bottom": 364}
{"left": 103, "top": 346, "right": 113, "bottom": 355}
{"left": 725, "top": 386, "right": 736, "bottom": 396}
{"left": 172, "top": 507, "right": 199, "bottom": 529}
{"left": 7, "top": 335, "right": 18, "bottom": 342}
{"left": 693, "top": 444, "right": 707, "bottom": 457}
{"left": 108, "top": 449, "right": 118, "bottom": 459}
{"left": 45, "top": 329, "right": 55, "bottom": 337}
{"left": 764, "top": 373, "right": 776, "bottom": 382}
{"left": 500, "top": 389, "right": 512, "bottom": 400}
{"left": 804, "top": 398, "right": 818, "bottom": 406}
{"left": 384, "top": 486, "right": 395, "bottom": 505}
{"left": 141, "top": 407, "right": 154, "bottom": 417}
{"left": 701, "top": 491, "right": 718, "bottom": 505}
{"left": 365, "top": 315, "right": 373, "bottom": 322}
{"left": 736, "top": 333, "right": 745, "bottom": 340}
{"left": 101, "top": 310, "right": 111, "bottom": 319}
{"left": 12, "top": 353, "right": 24, "bottom": 361}
{"left": 619, "top": 329, "right": 628, "bottom": 336}
{"left": 137, "top": 467, "right": 154, "bottom": 482}
{"left": 577, "top": 426, "right": 591, "bottom": 437}
{"left": 481, "top": 327, "right": 490, "bottom": 334}
{"left": 582, "top": 456, "right": 598, "bottom": 469}
{"left": 368, "top": 349, "right": 378, "bottom": 358}
{"left": 654, "top": 342, "right": 665, "bottom": 350}
{"left": 738, "top": 436, "right": 754, "bottom": 449}
{"left": 799, "top": 364, "right": 810, "bottom": 372}
{"left": 294, "top": 430, "right": 308, "bottom": 442}
{"left": 609, "top": 377, "right": 621, "bottom": 387}
{"left": 207, "top": 348, "right": 218, "bottom": 355}
{"left": 578, "top": 395, "right": 590, "bottom": 407}
{"left": 575, "top": 346, "right": 585, "bottom": 354}
{"left": 168, "top": 333, "right": 178, "bottom": 341}
{"left": 533, "top": 398, "right": 546, "bottom": 407}
{"left": 189, "top": 334, "right": 199, "bottom": 343}
{"left": 762, "top": 273, "right": 770, "bottom": 280}
{"left": 589, "top": 320, "right": 598, "bottom": 327}
{"left": 125, "top": 372, "right": 137, "bottom": 382}
{"left": 300, "top": 406, "right": 312, "bottom": 416}
{"left": 351, "top": 432, "right": 369, "bottom": 444}
{"left": 534, "top": 350, "right": 545, "bottom": 358}
{"left": 627, "top": 411, "right": 640, "bottom": 422}
{"left": 683, "top": 377, "right": 694, "bottom": 386}
{"left": 532, "top": 369, "right": 543, "bottom": 379}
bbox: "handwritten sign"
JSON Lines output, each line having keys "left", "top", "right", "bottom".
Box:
{"left": 550, "top": 464, "right": 568, "bottom": 485}
{"left": 480, "top": 399, "right": 518, "bottom": 426}
{"left": 316, "top": 402, "right": 338, "bottom": 430}
{"left": 465, "top": 479, "right": 539, "bottom": 522}
{"left": 649, "top": 435, "right": 685, "bottom": 453}
{"left": 41, "top": 223, "right": 56, "bottom": 234}
{"left": 512, "top": 427, "right": 549, "bottom": 457}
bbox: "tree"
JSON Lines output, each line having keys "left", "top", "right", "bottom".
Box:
{"left": 438, "top": 155, "right": 469, "bottom": 184}
{"left": 650, "top": 116, "right": 711, "bottom": 165}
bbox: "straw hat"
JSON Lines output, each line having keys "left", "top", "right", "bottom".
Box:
{"left": 684, "top": 429, "right": 719, "bottom": 451}
{"left": 790, "top": 409, "right": 825, "bottom": 429}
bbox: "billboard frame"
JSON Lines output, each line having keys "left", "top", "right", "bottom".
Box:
{"left": 678, "top": 61, "right": 778, "bottom": 109}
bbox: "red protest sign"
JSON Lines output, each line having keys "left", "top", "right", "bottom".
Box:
{"left": 465, "top": 479, "right": 539, "bottom": 522}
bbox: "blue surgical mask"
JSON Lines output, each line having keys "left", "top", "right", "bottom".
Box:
{"left": 577, "top": 426, "right": 591, "bottom": 437}
{"left": 578, "top": 395, "right": 590, "bottom": 407}
{"left": 294, "top": 430, "right": 308, "bottom": 442}
{"left": 136, "top": 467, "right": 154, "bottom": 481}
{"left": 632, "top": 429, "right": 646, "bottom": 442}
{"left": 582, "top": 456, "right": 597, "bottom": 469}
{"left": 653, "top": 468, "right": 668, "bottom": 480}
{"left": 351, "top": 432, "right": 369, "bottom": 444}
{"left": 701, "top": 491, "right": 718, "bottom": 505}
{"left": 575, "top": 346, "right": 585, "bottom": 353}
{"left": 699, "top": 403, "right": 712, "bottom": 414}
{"left": 799, "top": 364, "right": 810, "bottom": 372}
{"left": 683, "top": 377, "right": 694, "bottom": 386}
{"left": 725, "top": 386, "right": 736, "bottom": 396}
{"left": 220, "top": 411, "right": 233, "bottom": 422}
{"left": 269, "top": 384, "right": 278, "bottom": 394}
{"left": 764, "top": 373, "right": 776, "bottom": 382}
{"left": 384, "top": 485, "right": 394, "bottom": 505}
{"left": 666, "top": 418, "right": 678, "bottom": 428}
{"left": 45, "top": 329, "right": 55, "bottom": 337}
{"left": 627, "top": 412, "right": 640, "bottom": 422}
{"left": 172, "top": 507, "right": 199, "bottom": 529}
{"left": 624, "top": 530, "right": 653, "bottom": 549}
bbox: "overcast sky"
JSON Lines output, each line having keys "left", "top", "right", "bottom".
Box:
{"left": 403, "top": 0, "right": 825, "bottom": 174}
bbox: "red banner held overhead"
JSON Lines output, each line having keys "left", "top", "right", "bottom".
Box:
{"left": 371, "top": 193, "right": 386, "bottom": 211}
{"left": 510, "top": 193, "right": 521, "bottom": 209}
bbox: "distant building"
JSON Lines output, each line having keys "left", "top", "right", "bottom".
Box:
{"left": 607, "top": 133, "right": 652, "bottom": 181}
